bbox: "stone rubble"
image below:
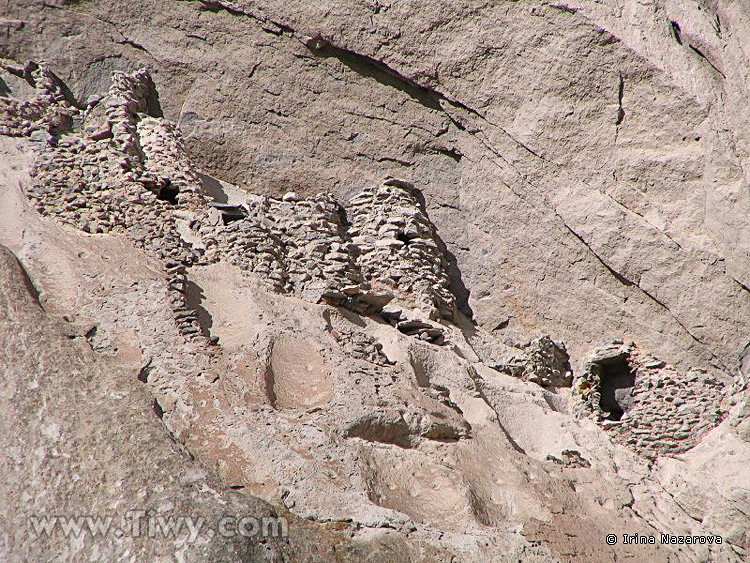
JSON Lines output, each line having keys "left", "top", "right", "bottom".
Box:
{"left": 325, "top": 314, "right": 394, "bottom": 367}
{"left": 489, "top": 335, "right": 573, "bottom": 388}
{"left": 545, "top": 449, "right": 591, "bottom": 469}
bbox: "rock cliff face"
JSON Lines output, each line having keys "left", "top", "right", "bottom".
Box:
{"left": 1, "top": 1, "right": 750, "bottom": 561}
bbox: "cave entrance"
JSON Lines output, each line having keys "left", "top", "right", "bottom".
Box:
{"left": 395, "top": 231, "right": 412, "bottom": 246}
{"left": 598, "top": 355, "right": 635, "bottom": 421}
{"left": 156, "top": 178, "right": 179, "bottom": 204}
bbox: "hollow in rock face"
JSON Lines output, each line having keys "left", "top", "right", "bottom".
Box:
{"left": 598, "top": 356, "right": 635, "bottom": 421}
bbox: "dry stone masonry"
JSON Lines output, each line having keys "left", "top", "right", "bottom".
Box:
{"left": 9, "top": 64, "right": 454, "bottom": 346}
{"left": 204, "top": 192, "right": 377, "bottom": 308}
{"left": 137, "top": 116, "right": 205, "bottom": 207}
{"left": 5, "top": 3, "right": 750, "bottom": 558}
{"left": 7, "top": 61, "right": 732, "bottom": 464}
{"left": 0, "top": 59, "right": 73, "bottom": 138}
{"left": 22, "top": 66, "right": 213, "bottom": 345}
{"left": 347, "top": 179, "right": 458, "bottom": 322}
{"left": 201, "top": 179, "right": 460, "bottom": 335}
{"left": 489, "top": 335, "right": 573, "bottom": 388}
{"left": 573, "top": 340, "right": 727, "bottom": 458}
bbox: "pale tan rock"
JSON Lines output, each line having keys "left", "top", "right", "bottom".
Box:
{"left": 2, "top": 1, "right": 750, "bottom": 561}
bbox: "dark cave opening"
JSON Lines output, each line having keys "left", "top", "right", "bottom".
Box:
{"left": 156, "top": 179, "right": 179, "bottom": 204}
{"left": 396, "top": 231, "right": 411, "bottom": 246}
{"left": 598, "top": 356, "right": 635, "bottom": 421}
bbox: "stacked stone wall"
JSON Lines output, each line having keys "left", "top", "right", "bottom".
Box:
{"left": 574, "top": 340, "right": 726, "bottom": 457}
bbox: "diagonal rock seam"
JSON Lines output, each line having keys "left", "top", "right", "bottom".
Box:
{"left": 186, "top": 2, "right": 746, "bottom": 357}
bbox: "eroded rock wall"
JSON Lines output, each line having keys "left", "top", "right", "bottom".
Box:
{"left": 6, "top": 0, "right": 749, "bottom": 376}
{"left": 2, "top": 1, "right": 750, "bottom": 562}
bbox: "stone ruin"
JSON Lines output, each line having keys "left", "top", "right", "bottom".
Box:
{"left": 489, "top": 335, "right": 573, "bottom": 388}
{"left": 347, "top": 179, "right": 458, "bottom": 322}
{"left": 6, "top": 64, "right": 457, "bottom": 346}
{"left": 200, "top": 178, "right": 459, "bottom": 331}
{"left": 0, "top": 59, "right": 73, "bottom": 138}
{"left": 3, "top": 62, "right": 732, "bottom": 459}
{"left": 573, "top": 340, "right": 726, "bottom": 457}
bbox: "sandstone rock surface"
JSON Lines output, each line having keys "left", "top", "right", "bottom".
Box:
{"left": 2, "top": 1, "right": 750, "bottom": 561}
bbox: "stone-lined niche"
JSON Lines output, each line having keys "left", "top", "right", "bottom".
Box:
{"left": 597, "top": 354, "right": 635, "bottom": 421}
{"left": 574, "top": 340, "right": 726, "bottom": 457}
{"left": 575, "top": 342, "right": 635, "bottom": 421}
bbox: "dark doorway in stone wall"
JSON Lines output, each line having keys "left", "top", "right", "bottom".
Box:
{"left": 156, "top": 179, "right": 179, "bottom": 204}
{"left": 598, "top": 355, "right": 635, "bottom": 421}
{"left": 395, "top": 231, "right": 412, "bottom": 246}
